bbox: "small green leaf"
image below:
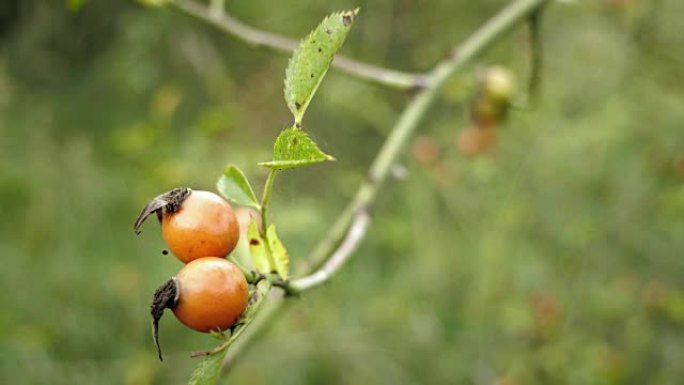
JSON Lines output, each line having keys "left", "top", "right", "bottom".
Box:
{"left": 187, "top": 347, "right": 228, "bottom": 385}
{"left": 284, "top": 9, "right": 358, "bottom": 124}
{"left": 216, "top": 164, "right": 260, "bottom": 209}
{"left": 247, "top": 220, "right": 270, "bottom": 274}
{"left": 259, "top": 127, "right": 334, "bottom": 170}
{"left": 266, "top": 225, "right": 290, "bottom": 279}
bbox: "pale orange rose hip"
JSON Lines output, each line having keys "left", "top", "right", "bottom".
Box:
{"left": 150, "top": 257, "right": 249, "bottom": 361}
{"left": 134, "top": 188, "right": 240, "bottom": 263}
{"left": 172, "top": 257, "right": 249, "bottom": 332}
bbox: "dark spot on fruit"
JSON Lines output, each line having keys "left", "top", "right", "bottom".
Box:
{"left": 342, "top": 14, "right": 352, "bottom": 26}
{"left": 162, "top": 250, "right": 169, "bottom": 255}
{"left": 249, "top": 239, "right": 259, "bottom": 246}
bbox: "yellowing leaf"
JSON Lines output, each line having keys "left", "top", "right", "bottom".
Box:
{"left": 247, "top": 220, "right": 270, "bottom": 274}
{"left": 267, "top": 224, "right": 290, "bottom": 280}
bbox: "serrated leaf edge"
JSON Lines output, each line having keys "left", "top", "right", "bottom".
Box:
{"left": 284, "top": 9, "right": 358, "bottom": 123}
{"left": 258, "top": 155, "right": 335, "bottom": 169}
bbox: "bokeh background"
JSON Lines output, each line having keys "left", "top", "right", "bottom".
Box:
{"left": 1, "top": 0, "right": 683, "bottom": 384}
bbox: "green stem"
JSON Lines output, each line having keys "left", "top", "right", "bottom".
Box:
{"left": 222, "top": 294, "right": 289, "bottom": 367}
{"left": 260, "top": 169, "right": 278, "bottom": 271}
{"left": 228, "top": 254, "right": 257, "bottom": 283}
{"left": 527, "top": 8, "right": 544, "bottom": 103}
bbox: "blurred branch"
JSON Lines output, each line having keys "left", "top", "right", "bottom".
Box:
{"left": 527, "top": 8, "right": 544, "bottom": 102}
{"left": 209, "top": 0, "right": 224, "bottom": 18}
{"left": 290, "top": 209, "right": 370, "bottom": 291}
{"left": 169, "top": 0, "right": 428, "bottom": 90}
{"left": 293, "top": 0, "right": 552, "bottom": 287}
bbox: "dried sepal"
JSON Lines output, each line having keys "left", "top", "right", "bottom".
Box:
{"left": 133, "top": 187, "right": 192, "bottom": 234}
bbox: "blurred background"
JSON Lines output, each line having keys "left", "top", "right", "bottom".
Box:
{"left": 1, "top": 0, "right": 683, "bottom": 384}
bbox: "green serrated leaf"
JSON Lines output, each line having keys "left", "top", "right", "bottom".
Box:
{"left": 266, "top": 225, "right": 290, "bottom": 279}
{"left": 284, "top": 9, "right": 358, "bottom": 124}
{"left": 187, "top": 347, "right": 228, "bottom": 385}
{"left": 259, "top": 127, "right": 334, "bottom": 170}
{"left": 216, "top": 164, "right": 260, "bottom": 209}
{"left": 247, "top": 220, "right": 270, "bottom": 274}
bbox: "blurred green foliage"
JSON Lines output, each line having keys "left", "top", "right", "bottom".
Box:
{"left": 1, "top": 0, "right": 683, "bottom": 384}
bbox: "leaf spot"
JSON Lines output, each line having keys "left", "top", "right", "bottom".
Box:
{"left": 342, "top": 15, "right": 352, "bottom": 26}
{"left": 249, "top": 239, "right": 260, "bottom": 246}
{"left": 294, "top": 102, "right": 301, "bottom": 110}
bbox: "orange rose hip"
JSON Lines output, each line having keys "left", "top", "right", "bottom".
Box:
{"left": 173, "top": 257, "right": 249, "bottom": 332}
{"left": 134, "top": 188, "right": 240, "bottom": 263}
{"left": 150, "top": 257, "right": 249, "bottom": 361}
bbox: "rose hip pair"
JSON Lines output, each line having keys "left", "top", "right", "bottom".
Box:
{"left": 135, "top": 188, "right": 249, "bottom": 360}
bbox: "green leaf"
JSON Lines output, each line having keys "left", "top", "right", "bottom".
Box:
{"left": 259, "top": 127, "right": 334, "bottom": 170}
{"left": 266, "top": 225, "right": 290, "bottom": 280}
{"left": 247, "top": 220, "right": 271, "bottom": 274}
{"left": 284, "top": 9, "right": 358, "bottom": 124}
{"left": 187, "top": 347, "right": 228, "bottom": 385}
{"left": 216, "top": 164, "right": 260, "bottom": 209}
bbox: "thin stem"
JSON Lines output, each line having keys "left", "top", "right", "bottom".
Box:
{"left": 221, "top": 294, "right": 288, "bottom": 368}
{"left": 169, "top": 0, "right": 428, "bottom": 90}
{"left": 260, "top": 170, "right": 277, "bottom": 234}
{"left": 260, "top": 169, "right": 278, "bottom": 269}
{"left": 527, "top": 8, "right": 544, "bottom": 103}
{"left": 228, "top": 254, "right": 257, "bottom": 283}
